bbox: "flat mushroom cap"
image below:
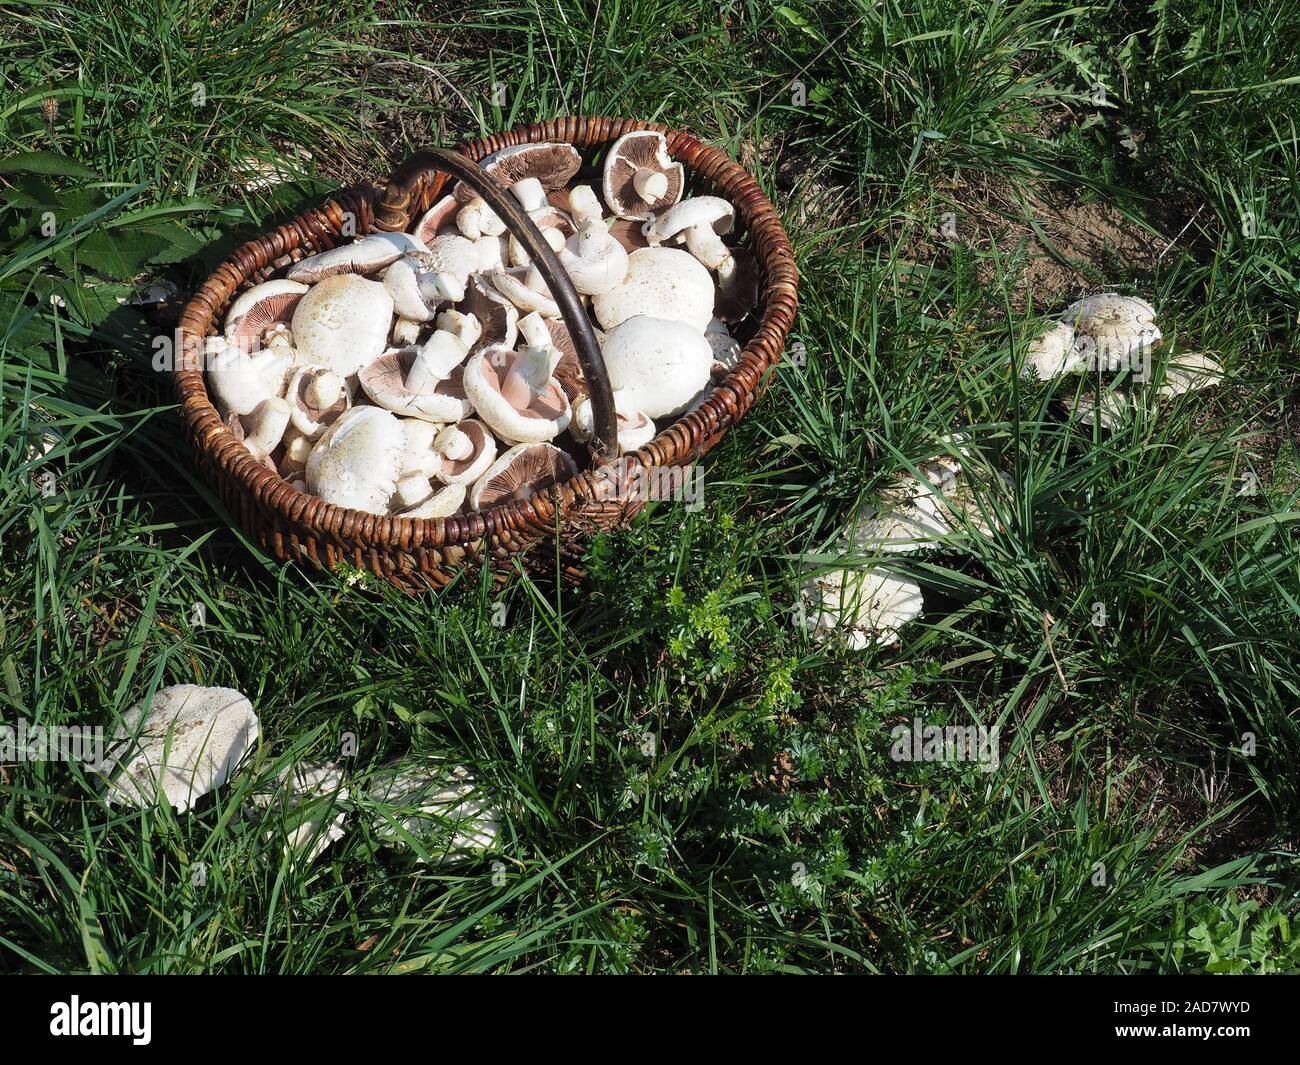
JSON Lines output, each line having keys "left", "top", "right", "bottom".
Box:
{"left": 469, "top": 441, "right": 578, "bottom": 512}
{"left": 225, "top": 279, "right": 308, "bottom": 349}
{"left": 101, "top": 684, "right": 259, "bottom": 812}
{"left": 358, "top": 346, "right": 473, "bottom": 423}
{"left": 287, "top": 231, "right": 428, "bottom": 284}
{"left": 600, "top": 315, "right": 713, "bottom": 419}
{"left": 463, "top": 344, "right": 571, "bottom": 443}
{"left": 592, "top": 246, "right": 714, "bottom": 332}
{"left": 799, "top": 566, "right": 924, "bottom": 651}
{"left": 602, "top": 131, "right": 685, "bottom": 221}
{"left": 454, "top": 142, "right": 583, "bottom": 204}
{"left": 290, "top": 274, "right": 395, "bottom": 376}
{"left": 305, "top": 405, "right": 406, "bottom": 515}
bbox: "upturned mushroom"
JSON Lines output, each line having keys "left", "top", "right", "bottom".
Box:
{"left": 358, "top": 313, "right": 480, "bottom": 423}
{"left": 432, "top": 418, "right": 497, "bottom": 486}
{"left": 530, "top": 220, "right": 628, "bottom": 296}
{"left": 100, "top": 685, "right": 260, "bottom": 812}
{"left": 462, "top": 273, "right": 519, "bottom": 352}
{"left": 396, "top": 480, "right": 467, "bottom": 519}
{"left": 592, "top": 246, "right": 714, "bottom": 332}
{"left": 414, "top": 194, "right": 460, "bottom": 243}
{"left": 454, "top": 142, "right": 581, "bottom": 240}
{"left": 287, "top": 231, "right": 428, "bottom": 284}
{"left": 285, "top": 366, "right": 351, "bottom": 439}
{"left": 224, "top": 279, "right": 308, "bottom": 353}
{"left": 368, "top": 761, "right": 501, "bottom": 861}
{"left": 290, "top": 273, "right": 395, "bottom": 377}
{"left": 599, "top": 315, "right": 713, "bottom": 419}
{"left": 469, "top": 441, "right": 577, "bottom": 511}
{"left": 602, "top": 131, "right": 684, "bottom": 220}
{"left": 463, "top": 324, "right": 571, "bottom": 443}
{"left": 305, "top": 405, "right": 406, "bottom": 514}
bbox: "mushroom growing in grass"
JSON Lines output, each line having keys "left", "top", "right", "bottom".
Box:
{"left": 600, "top": 315, "right": 713, "bottom": 419}
{"left": 287, "top": 231, "right": 428, "bottom": 284}
{"left": 1061, "top": 293, "right": 1160, "bottom": 367}
{"left": 602, "top": 131, "right": 684, "bottom": 220}
{"left": 290, "top": 273, "right": 395, "bottom": 377}
{"left": 359, "top": 312, "right": 480, "bottom": 423}
{"left": 469, "top": 441, "right": 577, "bottom": 511}
{"left": 207, "top": 336, "right": 292, "bottom": 416}
{"left": 592, "top": 246, "right": 714, "bottom": 332}
{"left": 305, "top": 405, "right": 406, "bottom": 515}
{"left": 463, "top": 320, "right": 572, "bottom": 443}
{"left": 1156, "top": 351, "right": 1224, "bottom": 398}
{"left": 799, "top": 565, "right": 924, "bottom": 651}
{"left": 100, "top": 685, "right": 259, "bottom": 812}
{"left": 250, "top": 762, "right": 349, "bottom": 864}
{"left": 570, "top": 391, "right": 656, "bottom": 452}
{"left": 224, "top": 279, "right": 308, "bottom": 353}
{"left": 286, "top": 366, "right": 351, "bottom": 439}
{"left": 368, "top": 761, "right": 500, "bottom": 861}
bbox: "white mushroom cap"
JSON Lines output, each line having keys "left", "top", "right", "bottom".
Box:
{"left": 543, "top": 222, "right": 629, "bottom": 296}
{"left": 433, "top": 419, "right": 498, "bottom": 485}
{"left": 358, "top": 343, "right": 473, "bottom": 424}
{"left": 455, "top": 198, "right": 507, "bottom": 241}
{"left": 383, "top": 256, "right": 439, "bottom": 322}
{"left": 1060, "top": 293, "right": 1161, "bottom": 368}
{"left": 566, "top": 184, "right": 605, "bottom": 228}
{"left": 290, "top": 274, "right": 395, "bottom": 377}
{"left": 224, "top": 279, "right": 309, "bottom": 350}
{"left": 599, "top": 315, "right": 713, "bottom": 419}
{"left": 399, "top": 418, "right": 444, "bottom": 481}
{"left": 592, "top": 247, "right": 714, "bottom": 332}
{"left": 463, "top": 341, "right": 571, "bottom": 443}
{"left": 208, "top": 342, "right": 292, "bottom": 417}
{"left": 1156, "top": 351, "right": 1224, "bottom": 398}
{"left": 1024, "top": 321, "right": 1083, "bottom": 380}
{"left": 305, "top": 405, "right": 405, "bottom": 515}
{"left": 643, "top": 196, "right": 734, "bottom": 258}
{"left": 799, "top": 566, "right": 924, "bottom": 650}
{"left": 368, "top": 761, "right": 501, "bottom": 860}
{"left": 416, "top": 234, "right": 481, "bottom": 302}
{"left": 287, "top": 231, "right": 429, "bottom": 283}
{"left": 468, "top": 441, "right": 578, "bottom": 511}
{"left": 286, "top": 366, "right": 351, "bottom": 438}
{"left": 101, "top": 685, "right": 259, "bottom": 812}
{"left": 397, "top": 481, "right": 467, "bottom": 519}
{"left": 570, "top": 391, "right": 656, "bottom": 451}
{"left": 845, "top": 479, "right": 952, "bottom": 555}
{"left": 706, "top": 317, "right": 742, "bottom": 375}
{"left": 602, "top": 131, "right": 685, "bottom": 220}
{"left": 249, "top": 761, "right": 349, "bottom": 864}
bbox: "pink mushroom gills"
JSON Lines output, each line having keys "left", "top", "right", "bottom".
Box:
{"left": 570, "top": 391, "right": 655, "bottom": 452}
{"left": 358, "top": 312, "right": 481, "bottom": 423}
{"left": 463, "top": 325, "right": 571, "bottom": 444}
{"left": 224, "top": 279, "right": 308, "bottom": 352}
{"left": 432, "top": 419, "right": 497, "bottom": 486}
{"left": 285, "top": 366, "right": 351, "bottom": 439}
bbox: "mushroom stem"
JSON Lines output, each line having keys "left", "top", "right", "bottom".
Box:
{"left": 306, "top": 371, "right": 344, "bottom": 411}
{"left": 685, "top": 225, "right": 732, "bottom": 272}
{"left": 510, "top": 177, "right": 548, "bottom": 213}
{"left": 567, "top": 185, "right": 604, "bottom": 227}
{"left": 407, "top": 329, "right": 470, "bottom": 395}
{"left": 244, "top": 397, "right": 291, "bottom": 458}
{"left": 633, "top": 168, "right": 669, "bottom": 203}
{"left": 281, "top": 431, "right": 314, "bottom": 473}
{"left": 502, "top": 345, "right": 562, "bottom": 408}
{"left": 210, "top": 346, "right": 292, "bottom": 417}
{"left": 394, "top": 474, "right": 433, "bottom": 509}
{"left": 435, "top": 425, "right": 473, "bottom": 461}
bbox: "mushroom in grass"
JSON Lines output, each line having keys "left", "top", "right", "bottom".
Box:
{"left": 249, "top": 762, "right": 349, "bottom": 864}
{"left": 224, "top": 279, "right": 308, "bottom": 353}
{"left": 570, "top": 391, "right": 655, "bottom": 452}
{"left": 305, "top": 405, "right": 406, "bottom": 515}
{"left": 100, "top": 685, "right": 259, "bottom": 812}
{"left": 287, "top": 231, "right": 428, "bottom": 284}
{"left": 286, "top": 366, "right": 351, "bottom": 439}
{"left": 207, "top": 336, "right": 292, "bottom": 416}
{"left": 463, "top": 324, "right": 571, "bottom": 443}
{"left": 799, "top": 566, "right": 924, "bottom": 651}
{"left": 592, "top": 247, "right": 714, "bottom": 332}
{"left": 599, "top": 315, "right": 713, "bottom": 419}
{"left": 1024, "top": 320, "right": 1082, "bottom": 380}
{"left": 368, "top": 761, "right": 500, "bottom": 862}
{"left": 1061, "top": 293, "right": 1160, "bottom": 368}
{"left": 359, "top": 312, "right": 480, "bottom": 423}
{"left": 290, "top": 273, "right": 395, "bottom": 377}
{"left": 1156, "top": 351, "right": 1224, "bottom": 399}
{"left": 469, "top": 441, "right": 577, "bottom": 511}
{"left": 602, "top": 131, "right": 684, "bottom": 220}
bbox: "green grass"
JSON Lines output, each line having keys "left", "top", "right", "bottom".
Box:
{"left": 2, "top": 0, "right": 1298, "bottom": 973}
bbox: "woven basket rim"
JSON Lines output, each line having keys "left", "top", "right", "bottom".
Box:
{"left": 174, "top": 115, "right": 799, "bottom": 558}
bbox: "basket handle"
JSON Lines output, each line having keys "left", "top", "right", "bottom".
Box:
{"left": 376, "top": 148, "right": 620, "bottom": 461}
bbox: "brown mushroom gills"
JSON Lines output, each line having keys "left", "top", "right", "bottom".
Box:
{"left": 476, "top": 443, "right": 578, "bottom": 508}
{"left": 482, "top": 354, "right": 567, "bottom": 422}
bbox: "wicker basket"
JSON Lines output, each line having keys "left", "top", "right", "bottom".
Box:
{"left": 174, "top": 116, "right": 798, "bottom": 591}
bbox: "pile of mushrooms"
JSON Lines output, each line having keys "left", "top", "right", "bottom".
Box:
{"left": 206, "top": 134, "right": 759, "bottom": 518}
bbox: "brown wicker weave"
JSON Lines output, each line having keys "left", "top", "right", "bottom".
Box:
{"left": 174, "top": 116, "right": 798, "bottom": 591}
